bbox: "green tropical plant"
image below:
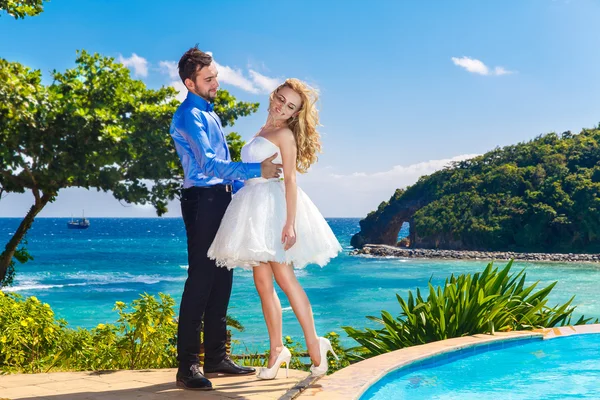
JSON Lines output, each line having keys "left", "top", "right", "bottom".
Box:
{"left": 343, "top": 261, "right": 597, "bottom": 360}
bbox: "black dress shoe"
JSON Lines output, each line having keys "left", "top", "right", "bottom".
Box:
{"left": 176, "top": 364, "right": 213, "bottom": 390}
{"left": 203, "top": 356, "right": 256, "bottom": 376}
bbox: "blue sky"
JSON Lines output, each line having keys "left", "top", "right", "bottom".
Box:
{"left": 1, "top": 0, "right": 599, "bottom": 217}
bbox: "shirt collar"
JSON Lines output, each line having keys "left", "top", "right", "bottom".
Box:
{"left": 187, "top": 91, "right": 214, "bottom": 111}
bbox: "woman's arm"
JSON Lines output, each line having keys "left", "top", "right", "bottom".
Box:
{"left": 278, "top": 129, "right": 298, "bottom": 250}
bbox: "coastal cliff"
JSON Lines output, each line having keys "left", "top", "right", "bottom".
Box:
{"left": 351, "top": 127, "right": 600, "bottom": 254}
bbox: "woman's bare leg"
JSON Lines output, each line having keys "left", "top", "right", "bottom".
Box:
{"left": 270, "top": 261, "right": 321, "bottom": 366}
{"left": 253, "top": 263, "right": 285, "bottom": 368}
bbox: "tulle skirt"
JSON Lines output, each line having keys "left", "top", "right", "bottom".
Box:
{"left": 208, "top": 178, "right": 342, "bottom": 270}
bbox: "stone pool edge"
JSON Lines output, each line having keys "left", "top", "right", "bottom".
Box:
{"left": 296, "top": 324, "right": 600, "bottom": 400}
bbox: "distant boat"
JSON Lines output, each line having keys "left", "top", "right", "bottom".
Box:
{"left": 67, "top": 211, "right": 90, "bottom": 230}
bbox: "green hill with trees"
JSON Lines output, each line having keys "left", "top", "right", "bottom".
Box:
{"left": 351, "top": 126, "right": 600, "bottom": 254}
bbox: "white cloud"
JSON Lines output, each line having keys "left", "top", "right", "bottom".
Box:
{"left": 157, "top": 60, "right": 187, "bottom": 101}
{"left": 159, "top": 60, "right": 179, "bottom": 80}
{"left": 297, "top": 154, "right": 480, "bottom": 217}
{"left": 451, "top": 56, "right": 489, "bottom": 75}
{"left": 212, "top": 60, "right": 260, "bottom": 94}
{"left": 170, "top": 80, "right": 188, "bottom": 102}
{"left": 213, "top": 61, "right": 280, "bottom": 94}
{"left": 118, "top": 53, "right": 149, "bottom": 77}
{"left": 451, "top": 56, "right": 514, "bottom": 76}
{"left": 249, "top": 70, "right": 281, "bottom": 93}
{"left": 493, "top": 66, "right": 512, "bottom": 76}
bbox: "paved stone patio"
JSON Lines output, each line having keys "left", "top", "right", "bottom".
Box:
{"left": 0, "top": 368, "right": 308, "bottom": 400}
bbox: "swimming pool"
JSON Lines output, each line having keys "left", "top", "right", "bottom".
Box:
{"left": 361, "top": 333, "right": 600, "bottom": 400}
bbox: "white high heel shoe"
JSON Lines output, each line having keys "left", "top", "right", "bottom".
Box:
{"left": 256, "top": 346, "right": 292, "bottom": 380}
{"left": 309, "top": 337, "right": 339, "bottom": 377}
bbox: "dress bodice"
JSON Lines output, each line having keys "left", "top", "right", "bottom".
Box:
{"left": 241, "top": 136, "right": 282, "bottom": 164}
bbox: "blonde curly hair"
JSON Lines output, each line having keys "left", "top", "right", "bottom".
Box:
{"left": 269, "top": 78, "right": 322, "bottom": 173}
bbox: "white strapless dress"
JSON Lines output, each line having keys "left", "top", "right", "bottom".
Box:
{"left": 207, "top": 136, "right": 342, "bottom": 270}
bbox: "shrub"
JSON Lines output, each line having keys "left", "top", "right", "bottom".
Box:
{"left": 0, "top": 292, "right": 238, "bottom": 373}
{"left": 343, "top": 261, "right": 598, "bottom": 360}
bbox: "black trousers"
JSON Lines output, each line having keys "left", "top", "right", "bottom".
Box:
{"left": 177, "top": 186, "right": 233, "bottom": 367}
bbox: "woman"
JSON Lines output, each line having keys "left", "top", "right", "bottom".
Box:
{"left": 208, "top": 78, "right": 342, "bottom": 379}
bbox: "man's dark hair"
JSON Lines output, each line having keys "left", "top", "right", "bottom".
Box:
{"left": 178, "top": 45, "right": 212, "bottom": 84}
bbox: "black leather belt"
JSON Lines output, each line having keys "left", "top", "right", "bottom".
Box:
{"left": 183, "top": 184, "right": 232, "bottom": 194}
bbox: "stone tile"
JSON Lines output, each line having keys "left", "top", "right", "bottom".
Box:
{"left": 153, "top": 389, "right": 247, "bottom": 399}
{"left": 0, "top": 384, "right": 58, "bottom": 399}
{"left": 84, "top": 372, "right": 146, "bottom": 384}
{"left": 243, "top": 392, "right": 284, "bottom": 400}
{"left": 93, "top": 391, "right": 170, "bottom": 400}
{"left": 36, "top": 379, "right": 108, "bottom": 392}
{"left": 45, "top": 372, "right": 96, "bottom": 383}
{"left": 102, "top": 381, "right": 161, "bottom": 392}
{"left": 0, "top": 373, "right": 56, "bottom": 389}
{"left": 126, "top": 373, "right": 175, "bottom": 385}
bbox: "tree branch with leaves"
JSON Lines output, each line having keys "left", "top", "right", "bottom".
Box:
{"left": 0, "top": 0, "right": 47, "bottom": 19}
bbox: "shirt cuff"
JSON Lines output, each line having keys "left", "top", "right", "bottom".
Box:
{"left": 246, "top": 163, "right": 261, "bottom": 179}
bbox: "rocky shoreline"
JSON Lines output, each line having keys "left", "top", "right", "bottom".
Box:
{"left": 350, "top": 244, "right": 600, "bottom": 263}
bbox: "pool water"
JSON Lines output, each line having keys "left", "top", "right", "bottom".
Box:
{"left": 361, "top": 334, "right": 600, "bottom": 400}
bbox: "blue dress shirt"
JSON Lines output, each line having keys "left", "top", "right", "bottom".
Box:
{"left": 170, "top": 92, "right": 261, "bottom": 192}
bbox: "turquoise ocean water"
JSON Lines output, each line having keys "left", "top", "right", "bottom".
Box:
{"left": 1, "top": 218, "right": 599, "bottom": 351}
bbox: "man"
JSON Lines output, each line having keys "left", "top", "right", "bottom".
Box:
{"left": 170, "top": 45, "right": 282, "bottom": 391}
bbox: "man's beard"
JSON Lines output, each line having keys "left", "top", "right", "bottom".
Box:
{"left": 201, "top": 88, "right": 216, "bottom": 102}
{"left": 191, "top": 84, "right": 216, "bottom": 102}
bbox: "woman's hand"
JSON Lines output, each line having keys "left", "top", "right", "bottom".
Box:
{"left": 281, "top": 223, "right": 296, "bottom": 251}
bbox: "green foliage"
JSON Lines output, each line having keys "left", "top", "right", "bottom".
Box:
{"left": 226, "top": 132, "right": 245, "bottom": 162}
{"left": 226, "top": 315, "right": 245, "bottom": 332}
{"left": 46, "top": 294, "right": 179, "bottom": 372}
{"left": 0, "top": 0, "right": 46, "bottom": 19}
{"left": 0, "top": 292, "right": 244, "bottom": 373}
{"left": 283, "top": 335, "right": 311, "bottom": 371}
{"left": 323, "top": 332, "right": 351, "bottom": 374}
{"left": 0, "top": 289, "right": 349, "bottom": 375}
{"left": 2, "top": 239, "right": 32, "bottom": 287}
{"left": 0, "top": 292, "right": 66, "bottom": 373}
{"left": 214, "top": 90, "right": 259, "bottom": 128}
{"left": 355, "top": 128, "right": 600, "bottom": 253}
{"left": 343, "top": 261, "right": 597, "bottom": 360}
{"left": 111, "top": 293, "right": 178, "bottom": 369}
